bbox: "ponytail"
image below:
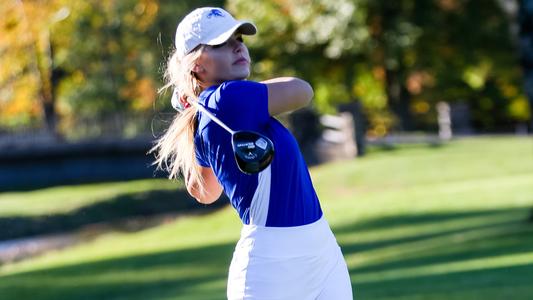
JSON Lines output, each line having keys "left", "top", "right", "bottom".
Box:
{"left": 150, "top": 45, "right": 207, "bottom": 195}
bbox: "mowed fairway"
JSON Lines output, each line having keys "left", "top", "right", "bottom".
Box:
{"left": 1, "top": 136, "right": 532, "bottom": 300}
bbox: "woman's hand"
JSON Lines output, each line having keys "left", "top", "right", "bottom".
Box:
{"left": 186, "top": 166, "right": 223, "bottom": 204}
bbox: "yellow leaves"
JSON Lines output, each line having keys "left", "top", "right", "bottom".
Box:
{"left": 91, "top": 13, "right": 105, "bottom": 28}
{"left": 17, "top": 0, "right": 65, "bottom": 36}
{"left": 372, "top": 124, "right": 388, "bottom": 137}
{"left": 134, "top": 78, "right": 157, "bottom": 110}
{"left": 1, "top": 1, "right": 20, "bottom": 32}
{"left": 134, "top": 0, "right": 159, "bottom": 31}
{"left": 411, "top": 100, "right": 431, "bottom": 115}
{"left": 1, "top": 0, "right": 163, "bottom": 130}
{"left": 119, "top": 77, "right": 156, "bottom": 111}
{"left": 108, "top": 40, "right": 120, "bottom": 53}
{"left": 498, "top": 80, "right": 519, "bottom": 98}
{"left": 0, "top": 1, "right": 41, "bottom": 124}
{"left": 72, "top": 71, "right": 85, "bottom": 85}
{"left": 0, "top": 0, "right": 71, "bottom": 127}
{"left": 372, "top": 66, "right": 386, "bottom": 82}
{"left": 406, "top": 71, "right": 435, "bottom": 95}
{"left": 367, "top": 111, "right": 396, "bottom": 139}
{"left": 0, "top": 1, "right": 30, "bottom": 50}
{"left": 125, "top": 69, "right": 137, "bottom": 82}
{"left": 5, "top": 93, "right": 35, "bottom": 116}
{"left": 495, "top": 79, "right": 529, "bottom": 121}
{"left": 122, "top": 0, "right": 159, "bottom": 32}
{"left": 314, "top": 81, "right": 350, "bottom": 114}
{"left": 462, "top": 61, "right": 492, "bottom": 90}
{"left": 508, "top": 96, "right": 531, "bottom": 121}
{"left": 0, "top": 74, "right": 41, "bottom": 126}
{"left": 353, "top": 68, "right": 387, "bottom": 110}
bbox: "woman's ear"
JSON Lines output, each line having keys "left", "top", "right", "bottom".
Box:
{"left": 192, "top": 64, "right": 205, "bottom": 74}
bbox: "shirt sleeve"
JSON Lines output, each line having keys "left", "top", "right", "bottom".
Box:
{"left": 215, "top": 80, "right": 269, "bottom": 130}
{"left": 194, "top": 131, "right": 210, "bottom": 167}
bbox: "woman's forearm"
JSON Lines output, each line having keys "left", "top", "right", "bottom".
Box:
{"left": 261, "top": 77, "right": 314, "bottom": 116}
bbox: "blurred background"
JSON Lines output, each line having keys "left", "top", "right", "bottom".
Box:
{"left": 0, "top": 0, "right": 532, "bottom": 299}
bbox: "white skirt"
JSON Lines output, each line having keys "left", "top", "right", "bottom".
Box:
{"left": 227, "top": 216, "right": 353, "bottom": 300}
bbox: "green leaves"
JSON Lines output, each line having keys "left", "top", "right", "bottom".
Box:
{"left": 0, "top": 0, "right": 529, "bottom": 137}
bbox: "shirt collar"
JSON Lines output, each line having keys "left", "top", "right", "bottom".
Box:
{"left": 198, "top": 84, "right": 219, "bottom": 105}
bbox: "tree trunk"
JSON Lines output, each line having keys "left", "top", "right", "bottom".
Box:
{"left": 518, "top": 0, "right": 533, "bottom": 222}
{"left": 385, "top": 68, "right": 412, "bottom": 131}
{"left": 378, "top": 2, "right": 413, "bottom": 132}
{"left": 38, "top": 41, "right": 63, "bottom": 140}
{"left": 519, "top": 0, "right": 533, "bottom": 130}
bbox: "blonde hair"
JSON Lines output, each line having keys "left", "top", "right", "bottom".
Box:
{"left": 150, "top": 45, "right": 207, "bottom": 195}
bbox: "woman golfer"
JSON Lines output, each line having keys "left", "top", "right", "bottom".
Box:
{"left": 152, "top": 7, "right": 353, "bottom": 300}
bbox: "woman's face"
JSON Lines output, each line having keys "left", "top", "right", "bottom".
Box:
{"left": 194, "top": 32, "right": 251, "bottom": 86}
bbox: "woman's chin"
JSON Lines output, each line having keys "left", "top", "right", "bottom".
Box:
{"left": 231, "top": 71, "right": 250, "bottom": 81}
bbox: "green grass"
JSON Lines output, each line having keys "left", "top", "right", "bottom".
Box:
{"left": 1, "top": 136, "right": 533, "bottom": 299}
{"left": 0, "top": 179, "right": 183, "bottom": 217}
{"left": 0, "top": 179, "right": 202, "bottom": 240}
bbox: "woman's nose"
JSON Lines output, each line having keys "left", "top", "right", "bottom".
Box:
{"left": 231, "top": 40, "right": 243, "bottom": 53}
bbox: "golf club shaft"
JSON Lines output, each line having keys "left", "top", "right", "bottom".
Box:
{"left": 191, "top": 101, "right": 235, "bottom": 135}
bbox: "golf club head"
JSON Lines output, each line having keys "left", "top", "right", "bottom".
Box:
{"left": 232, "top": 131, "right": 274, "bottom": 174}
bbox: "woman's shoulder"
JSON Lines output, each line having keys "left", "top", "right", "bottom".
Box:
{"left": 217, "top": 80, "right": 265, "bottom": 95}
{"left": 205, "top": 80, "right": 269, "bottom": 125}
{"left": 215, "top": 80, "right": 268, "bottom": 109}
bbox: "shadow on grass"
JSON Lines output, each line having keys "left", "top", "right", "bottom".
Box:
{"left": 334, "top": 208, "right": 531, "bottom": 255}
{"left": 0, "top": 241, "right": 235, "bottom": 300}
{"left": 333, "top": 208, "right": 523, "bottom": 233}
{"left": 332, "top": 206, "right": 533, "bottom": 299}
{"left": 365, "top": 139, "right": 446, "bottom": 154}
{"left": 1, "top": 207, "right": 532, "bottom": 300}
{"left": 0, "top": 189, "right": 227, "bottom": 240}
{"left": 354, "top": 263, "right": 533, "bottom": 300}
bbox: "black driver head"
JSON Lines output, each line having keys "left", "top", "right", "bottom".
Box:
{"left": 232, "top": 131, "right": 274, "bottom": 174}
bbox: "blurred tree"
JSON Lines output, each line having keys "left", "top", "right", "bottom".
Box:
{"left": 227, "top": 0, "right": 368, "bottom": 108}
{"left": 227, "top": 0, "right": 385, "bottom": 140}
{"left": 0, "top": 0, "right": 529, "bottom": 139}
{"left": 53, "top": 0, "right": 161, "bottom": 138}
{"left": 366, "top": 1, "right": 422, "bottom": 131}
{"left": 368, "top": 0, "right": 528, "bottom": 132}
{"left": 0, "top": 0, "right": 68, "bottom": 135}
{"left": 229, "top": 0, "right": 529, "bottom": 134}
{"left": 518, "top": 0, "right": 533, "bottom": 129}
{"left": 1, "top": 0, "right": 223, "bottom": 138}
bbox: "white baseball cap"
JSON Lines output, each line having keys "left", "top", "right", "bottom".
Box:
{"left": 174, "top": 7, "right": 257, "bottom": 60}
{"left": 171, "top": 7, "right": 257, "bottom": 110}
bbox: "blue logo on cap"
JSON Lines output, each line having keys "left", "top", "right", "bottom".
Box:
{"left": 207, "top": 9, "right": 224, "bottom": 18}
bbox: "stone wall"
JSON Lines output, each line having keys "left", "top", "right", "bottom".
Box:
{"left": 0, "top": 136, "right": 163, "bottom": 191}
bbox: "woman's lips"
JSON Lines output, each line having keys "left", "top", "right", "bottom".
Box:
{"left": 233, "top": 58, "right": 249, "bottom": 65}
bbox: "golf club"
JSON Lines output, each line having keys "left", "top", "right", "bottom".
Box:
{"left": 191, "top": 101, "right": 274, "bottom": 174}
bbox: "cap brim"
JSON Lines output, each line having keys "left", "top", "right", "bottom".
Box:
{"left": 205, "top": 21, "right": 257, "bottom": 46}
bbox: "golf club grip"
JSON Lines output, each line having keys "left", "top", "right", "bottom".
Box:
{"left": 191, "top": 101, "right": 235, "bottom": 135}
